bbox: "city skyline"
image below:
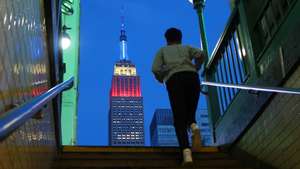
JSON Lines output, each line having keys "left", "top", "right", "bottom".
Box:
{"left": 78, "top": 0, "right": 231, "bottom": 146}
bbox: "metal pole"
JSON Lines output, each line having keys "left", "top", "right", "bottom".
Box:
{"left": 192, "top": 0, "right": 218, "bottom": 143}
{"left": 194, "top": 0, "right": 209, "bottom": 64}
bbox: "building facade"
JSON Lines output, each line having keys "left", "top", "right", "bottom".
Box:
{"left": 196, "top": 108, "right": 213, "bottom": 146}
{"left": 150, "top": 108, "right": 213, "bottom": 147}
{"left": 108, "top": 17, "right": 144, "bottom": 146}
{"left": 150, "top": 109, "right": 178, "bottom": 146}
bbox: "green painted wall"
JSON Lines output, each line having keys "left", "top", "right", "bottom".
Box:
{"left": 206, "top": 0, "right": 300, "bottom": 145}
{"left": 61, "top": 0, "right": 80, "bottom": 145}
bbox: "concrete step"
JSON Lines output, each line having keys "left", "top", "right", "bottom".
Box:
{"left": 54, "top": 159, "right": 242, "bottom": 168}
{"left": 53, "top": 146, "right": 251, "bottom": 169}
{"left": 59, "top": 152, "right": 230, "bottom": 160}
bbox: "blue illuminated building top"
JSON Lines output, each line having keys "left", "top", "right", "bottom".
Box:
{"left": 120, "top": 15, "right": 128, "bottom": 60}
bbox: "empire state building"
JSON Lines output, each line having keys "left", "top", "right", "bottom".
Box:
{"left": 108, "top": 17, "right": 144, "bottom": 146}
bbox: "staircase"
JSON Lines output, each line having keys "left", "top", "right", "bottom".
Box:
{"left": 53, "top": 146, "right": 252, "bottom": 169}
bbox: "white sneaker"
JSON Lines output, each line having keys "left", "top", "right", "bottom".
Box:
{"left": 191, "top": 123, "right": 199, "bottom": 131}
{"left": 191, "top": 123, "right": 202, "bottom": 151}
{"left": 182, "top": 148, "right": 193, "bottom": 165}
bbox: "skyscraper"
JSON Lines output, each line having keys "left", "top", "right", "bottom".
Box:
{"left": 150, "top": 109, "right": 178, "bottom": 147}
{"left": 150, "top": 108, "right": 213, "bottom": 147}
{"left": 108, "top": 15, "right": 144, "bottom": 146}
{"left": 195, "top": 108, "right": 213, "bottom": 146}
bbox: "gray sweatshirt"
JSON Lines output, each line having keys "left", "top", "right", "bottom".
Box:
{"left": 152, "top": 44, "right": 204, "bottom": 83}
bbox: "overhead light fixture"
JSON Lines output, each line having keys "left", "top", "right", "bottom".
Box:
{"left": 187, "top": 0, "right": 206, "bottom": 8}
{"left": 61, "top": 25, "right": 72, "bottom": 50}
{"left": 62, "top": 0, "right": 74, "bottom": 16}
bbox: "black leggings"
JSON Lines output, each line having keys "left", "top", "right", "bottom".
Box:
{"left": 166, "top": 71, "right": 200, "bottom": 149}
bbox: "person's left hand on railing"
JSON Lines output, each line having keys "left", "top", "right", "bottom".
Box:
{"left": 195, "top": 51, "right": 206, "bottom": 71}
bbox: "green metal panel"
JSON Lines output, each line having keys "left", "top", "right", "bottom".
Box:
{"left": 61, "top": 0, "right": 80, "bottom": 145}
{"left": 207, "top": 0, "right": 300, "bottom": 145}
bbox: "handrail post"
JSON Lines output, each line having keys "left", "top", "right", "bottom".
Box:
{"left": 193, "top": 0, "right": 209, "bottom": 63}
{"left": 192, "top": 0, "right": 217, "bottom": 143}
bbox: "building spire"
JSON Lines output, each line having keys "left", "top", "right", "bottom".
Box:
{"left": 120, "top": 5, "right": 128, "bottom": 60}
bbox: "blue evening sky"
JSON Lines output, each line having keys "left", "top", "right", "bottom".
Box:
{"left": 78, "top": 0, "right": 231, "bottom": 146}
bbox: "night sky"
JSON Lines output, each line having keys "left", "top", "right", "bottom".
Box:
{"left": 78, "top": 0, "right": 231, "bottom": 146}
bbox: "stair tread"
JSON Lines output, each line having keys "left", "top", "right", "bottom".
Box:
{"left": 62, "top": 146, "right": 219, "bottom": 153}
{"left": 54, "top": 159, "right": 242, "bottom": 167}
{"left": 53, "top": 147, "right": 252, "bottom": 169}
{"left": 58, "top": 152, "right": 230, "bottom": 160}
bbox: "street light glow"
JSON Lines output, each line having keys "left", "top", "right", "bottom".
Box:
{"left": 61, "top": 35, "right": 71, "bottom": 50}
{"left": 61, "top": 25, "right": 72, "bottom": 50}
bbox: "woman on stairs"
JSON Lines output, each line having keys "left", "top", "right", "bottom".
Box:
{"left": 152, "top": 27, "right": 206, "bottom": 165}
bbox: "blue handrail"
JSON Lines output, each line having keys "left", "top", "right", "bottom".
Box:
{"left": 201, "top": 81, "right": 300, "bottom": 95}
{"left": 0, "top": 77, "right": 74, "bottom": 140}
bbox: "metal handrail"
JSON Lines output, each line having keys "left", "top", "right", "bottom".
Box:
{"left": 206, "top": 8, "right": 239, "bottom": 70}
{"left": 201, "top": 81, "right": 300, "bottom": 95}
{"left": 0, "top": 77, "right": 74, "bottom": 140}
